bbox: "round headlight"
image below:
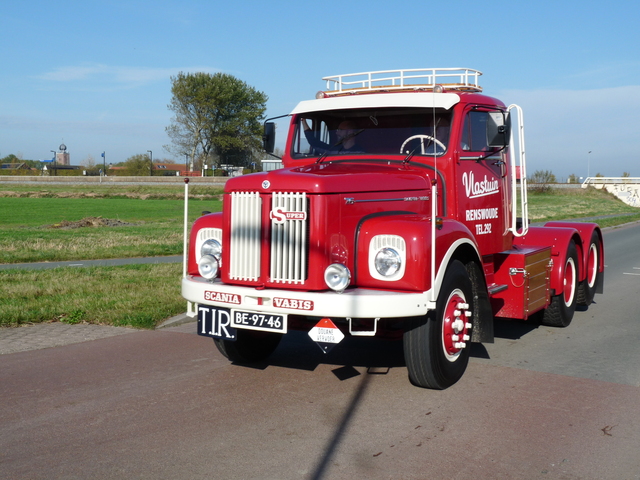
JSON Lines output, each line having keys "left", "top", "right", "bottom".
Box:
{"left": 198, "top": 254, "right": 219, "bottom": 280}
{"left": 324, "top": 263, "right": 351, "bottom": 293}
{"left": 375, "top": 248, "right": 402, "bottom": 277}
{"left": 201, "top": 239, "right": 222, "bottom": 260}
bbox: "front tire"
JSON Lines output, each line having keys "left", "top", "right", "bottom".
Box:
{"left": 213, "top": 329, "right": 282, "bottom": 363}
{"left": 403, "top": 260, "right": 474, "bottom": 389}
{"left": 542, "top": 241, "right": 579, "bottom": 327}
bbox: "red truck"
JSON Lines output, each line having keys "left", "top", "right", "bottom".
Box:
{"left": 181, "top": 68, "right": 604, "bottom": 389}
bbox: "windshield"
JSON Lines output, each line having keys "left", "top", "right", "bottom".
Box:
{"left": 291, "top": 108, "right": 452, "bottom": 159}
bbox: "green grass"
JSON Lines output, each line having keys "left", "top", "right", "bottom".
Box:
{"left": 525, "top": 186, "right": 640, "bottom": 222}
{"left": 0, "top": 196, "right": 222, "bottom": 263}
{"left": 0, "top": 183, "right": 222, "bottom": 199}
{"left": 0, "top": 263, "right": 185, "bottom": 328}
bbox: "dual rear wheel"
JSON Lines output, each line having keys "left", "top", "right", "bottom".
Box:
{"left": 541, "top": 235, "right": 601, "bottom": 328}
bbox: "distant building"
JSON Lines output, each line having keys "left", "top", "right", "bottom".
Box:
{"left": 56, "top": 144, "right": 70, "bottom": 166}
{"left": 261, "top": 159, "right": 283, "bottom": 171}
{"left": 154, "top": 163, "right": 183, "bottom": 175}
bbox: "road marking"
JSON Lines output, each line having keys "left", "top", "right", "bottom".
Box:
{"left": 623, "top": 272, "right": 640, "bottom": 276}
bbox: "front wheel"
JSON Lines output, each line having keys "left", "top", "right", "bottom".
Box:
{"left": 403, "top": 260, "right": 474, "bottom": 389}
{"left": 213, "top": 329, "right": 282, "bottom": 363}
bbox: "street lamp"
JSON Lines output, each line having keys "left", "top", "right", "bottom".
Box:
{"left": 101, "top": 152, "right": 106, "bottom": 176}
{"left": 587, "top": 151, "right": 592, "bottom": 178}
{"left": 50, "top": 150, "right": 56, "bottom": 176}
{"left": 147, "top": 150, "right": 153, "bottom": 176}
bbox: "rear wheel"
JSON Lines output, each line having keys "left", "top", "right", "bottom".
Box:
{"left": 542, "top": 241, "right": 579, "bottom": 327}
{"left": 403, "top": 260, "right": 474, "bottom": 389}
{"left": 213, "top": 329, "right": 282, "bottom": 363}
{"left": 577, "top": 231, "right": 601, "bottom": 306}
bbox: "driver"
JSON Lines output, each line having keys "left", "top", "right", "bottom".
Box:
{"left": 301, "top": 119, "right": 364, "bottom": 154}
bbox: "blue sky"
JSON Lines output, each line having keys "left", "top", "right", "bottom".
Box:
{"left": 1, "top": 0, "right": 639, "bottom": 179}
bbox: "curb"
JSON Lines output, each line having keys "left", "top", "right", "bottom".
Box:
{"left": 156, "top": 312, "right": 195, "bottom": 330}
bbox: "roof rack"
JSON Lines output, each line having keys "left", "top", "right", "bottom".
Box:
{"left": 321, "top": 68, "right": 482, "bottom": 95}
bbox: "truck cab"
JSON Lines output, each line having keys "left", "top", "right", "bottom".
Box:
{"left": 182, "top": 68, "right": 604, "bottom": 389}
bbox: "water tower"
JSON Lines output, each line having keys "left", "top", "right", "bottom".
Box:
{"left": 56, "top": 143, "right": 70, "bottom": 166}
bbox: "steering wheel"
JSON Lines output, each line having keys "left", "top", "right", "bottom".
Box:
{"left": 400, "top": 134, "right": 446, "bottom": 155}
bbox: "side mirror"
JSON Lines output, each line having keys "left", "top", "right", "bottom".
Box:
{"left": 486, "top": 112, "right": 510, "bottom": 147}
{"left": 263, "top": 122, "right": 276, "bottom": 153}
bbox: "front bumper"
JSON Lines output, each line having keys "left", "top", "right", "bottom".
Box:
{"left": 182, "top": 276, "right": 434, "bottom": 319}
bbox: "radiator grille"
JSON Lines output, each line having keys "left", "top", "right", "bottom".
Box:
{"left": 229, "top": 192, "right": 262, "bottom": 281}
{"left": 270, "top": 192, "right": 308, "bottom": 284}
{"left": 228, "top": 191, "right": 309, "bottom": 285}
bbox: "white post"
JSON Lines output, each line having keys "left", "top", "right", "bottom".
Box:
{"left": 430, "top": 180, "right": 437, "bottom": 303}
{"left": 183, "top": 178, "right": 189, "bottom": 279}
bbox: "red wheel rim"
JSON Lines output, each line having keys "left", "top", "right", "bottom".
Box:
{"left": 442, "top": 289, "right": 472, "bottom": 361}
{"left": 563, "top": 256, "right": 576, "bottom": 306}
{"left": 586, "top": 243, "right": 598, "bottom": 288}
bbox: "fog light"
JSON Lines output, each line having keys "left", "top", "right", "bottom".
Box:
{"left": 198, "top": 254, "right": 219, "bottom": 280}
{"left": 324, "top": 263, "right": 351, "bottom": 293}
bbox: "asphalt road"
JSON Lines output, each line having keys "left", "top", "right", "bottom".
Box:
{"left": 2, "top": 224, "right": 640, "bottom": 479}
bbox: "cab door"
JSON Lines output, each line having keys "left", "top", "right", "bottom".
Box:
{"left": 456, "top": 107, "right": 511, "bottom": 254}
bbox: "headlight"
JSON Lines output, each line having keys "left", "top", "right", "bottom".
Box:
{"left": 198, "top": 254, "right": 219, "bottom": 280}
{"left": 324, "top": 263, "right": 351, "bottom": 293}
{"left": 201, "top": 239, "right": 222, "bottom": 261}
{"left": 369, "top": 235, "right": 406, "bottom": 281}
{"left": 375, "top": 248, "right": 402, "bottom": 277}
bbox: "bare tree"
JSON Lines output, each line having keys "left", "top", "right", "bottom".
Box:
{"left": 81, "top": 154, "right": 96, "bottom": 168}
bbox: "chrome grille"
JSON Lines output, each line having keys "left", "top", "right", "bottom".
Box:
{"left": 270, "top": 192, "right": 308, "bottom": 284}
{"left": 229, "top": 192, "right": 262, "bottom": 281}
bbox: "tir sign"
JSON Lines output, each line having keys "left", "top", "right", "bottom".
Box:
{"left": 270, "top": 207, "right": 307, "bottom": 224}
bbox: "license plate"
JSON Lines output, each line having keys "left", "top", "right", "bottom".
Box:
{"left": 231, "top": 310, "right": 287, "bottom": 334}
{"left": 197, "top": 305, "right": 286, "bottom": 340}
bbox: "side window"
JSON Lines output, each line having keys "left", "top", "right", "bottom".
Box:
{"left": 292, "top": 118, "right": 330, "bottom": 157}
{"left": 460, "top": 111, "right": 493, "bottom": 152}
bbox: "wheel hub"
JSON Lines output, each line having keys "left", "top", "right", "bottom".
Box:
{"left": 442, "top": 292, "right": 472, "bottom": 359}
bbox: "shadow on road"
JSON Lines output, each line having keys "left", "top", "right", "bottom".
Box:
{"left": 231, "top": 331, "right": 406, "bottom": 374}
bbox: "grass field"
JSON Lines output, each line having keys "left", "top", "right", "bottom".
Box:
{"left": 1, "top": 183, "right": 638, "bottom": 328}
{"left": 0, "top": 192, "right": 222, "bottom": 263}
{"left": 526, "top": 187, "right": 640, "bottom": 225}
{"left": 0, "top": 263, "right": 184, "bottom": 328}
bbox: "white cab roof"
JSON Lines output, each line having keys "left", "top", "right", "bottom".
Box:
{"left": 290, "top": 92, "right": 461, "bottom": 115}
